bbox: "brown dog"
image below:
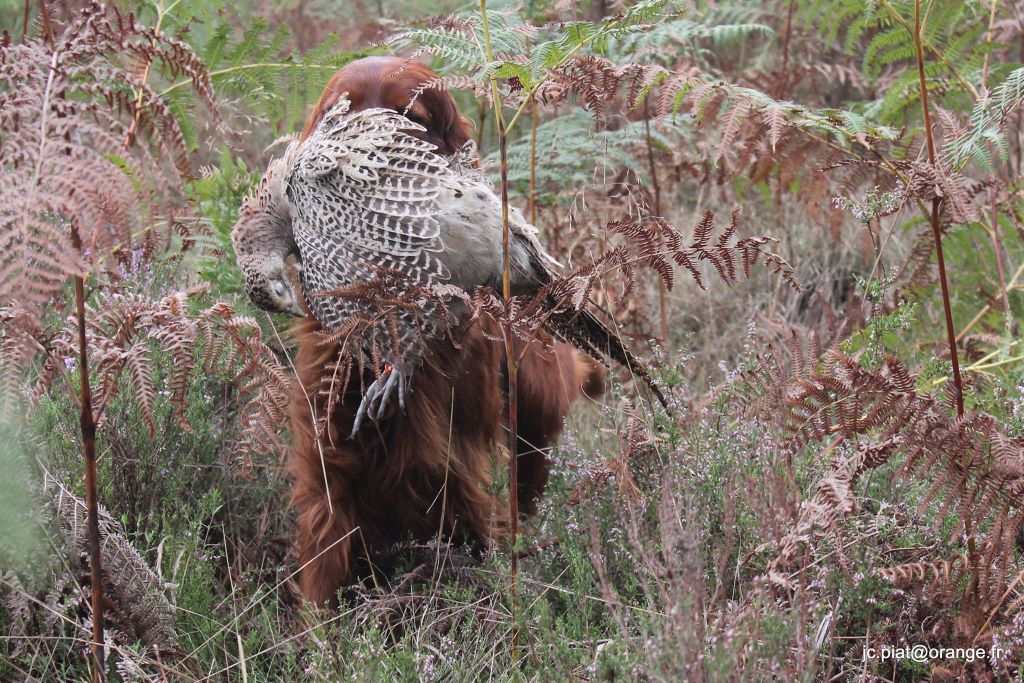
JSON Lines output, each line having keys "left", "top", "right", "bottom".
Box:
{"left": 289, "top": 57, "right": 603, "bottom": 604}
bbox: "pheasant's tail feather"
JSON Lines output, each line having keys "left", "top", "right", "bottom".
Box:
{"left": 546, "top": 307, "right": 669, "bottom": 410}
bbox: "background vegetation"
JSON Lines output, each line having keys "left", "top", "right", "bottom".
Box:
{"left": 2, "top": 0, "right": 1024, "bottom": 680}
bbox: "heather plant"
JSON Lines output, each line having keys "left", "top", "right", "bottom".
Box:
{"left": 2, "top": 0, "right": 1024, "bottom": 680}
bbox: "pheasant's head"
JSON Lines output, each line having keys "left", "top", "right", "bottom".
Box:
{"left": 240, "top": 253, "right": 304, "bottom": 317}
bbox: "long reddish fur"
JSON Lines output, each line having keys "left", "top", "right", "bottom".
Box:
{"left": 289, "top": 58, "right": 603, "bottom": 604}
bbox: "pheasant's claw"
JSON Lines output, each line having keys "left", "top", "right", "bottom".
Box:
{"left": 349, "top": 368, "right": 406, "bottom": 438}
{"left": 351, "top": 374, "right": 384, "bottom": 438}
{"left": 373, "top": 370, "right": 404, "bottom": 420}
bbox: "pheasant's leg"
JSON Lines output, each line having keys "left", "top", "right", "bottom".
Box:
{"left": 350, "top": 368, "right": 405, "bottom": 437}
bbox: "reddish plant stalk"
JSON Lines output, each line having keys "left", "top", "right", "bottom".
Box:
{"left": 528, "top": 95, "right": 538, "bottom": 225}
{"left": 643, "top": 99, "right": 670, "bottom": 353}
{"left": 22, "top": 0, "right": 30, "bottom": 41}
{"left": 476, "top": 100, "right": 486, "bottom": 151}
{"left": 479, "top": 0, "right": 519, "bottom": 659}
{"left": 70, "top": 228, "right": 105, "bottom": 683}
{"left": 912, "top": 1, "right": 964, "bottom": 416}
{"left": 912, "top": 0, "right": 977, "bottom": 590}
{"left": 44, "top": 4, "right": 103, "bottom": 673}
{"left": 778, "top": 0, "right": 796, "bottom": 98}
{"left": 497, "top": 117, "right": 521, "bottom": 660}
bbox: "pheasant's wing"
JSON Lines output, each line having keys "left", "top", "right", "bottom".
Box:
{"left": 438, "top": 168, "right": 561, "bottom": 294}
{"left": 231, "top": 140, "right": 300, "bottom": 264}
{"left": 508, "top": 206, "right": 562, "bottom": 285}
{"left": 290, "top": 101, "right": 450, "bottom": 267}
{"left": 285, "top": 99, "right": 453, "bottom": 422}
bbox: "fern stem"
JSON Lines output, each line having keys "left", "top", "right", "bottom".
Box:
{"left": 70, "top": 228, "right": 104, "bottom": 683}
{"left": 478, "top": 0, "right": 520, "bottom": 661}
{"left": 881, "top": 0, "right": 979, "bottom": 101}
{"left": 528, "top": 95, "right": 538, "bottom": 225}
{"left": 643, "top": 99, "right": 670, "bottom": 354}
{"left": 158, "top": 62, "right": 347, "bottom": 98}
{"left": 525, "top": 40, "right": 538, "bottom": 226}
{"left": 36, "top": 30, "right": 104, "bottom": 679}
{"left": 778, "top": 0, "right": 796, "bottom": 98}
{"left": 981, "top": 0, "right": 1000, "bottom": 85}
{"left": 477, "top": 1, "right": 510, "bottom": 301}
{"left": 913, "top": 0, "right": 977, "bottom": 596}
{"left": 475, "top": 100, "right": 486, "bottom": 152}
{"left": 912, "top": 0, "right": 964, "bottom": 417}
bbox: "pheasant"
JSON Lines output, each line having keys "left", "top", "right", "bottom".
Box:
{"left": 231, "top": 96, "right": 665, "bottom": 433}
{"left": 231, "top": 144, "right": 305, "bottom": 317}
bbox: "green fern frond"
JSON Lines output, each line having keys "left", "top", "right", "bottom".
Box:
{"left": 612, "top": 17, "right": 774, "bottom": 63}
{"left": 500, "top": 108, "right": 688, "bottom": 199}
{"left": 863, "top": 26, "right": 911, "bottom": 79}
{"left": 158, "top": 16, "right": 372, "bottom": 149}
{"left": 392, "top": 9, "right": 529, "bottom": 76}
{"left": 947, "top": 66, "right": 1024, "bottom": 170}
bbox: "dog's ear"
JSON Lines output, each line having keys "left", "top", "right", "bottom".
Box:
{"left": 301, "top": 78, "right": 346, "bottom": 141}
{"left": 419, "top": 84, "right": 474, "bottom": 156}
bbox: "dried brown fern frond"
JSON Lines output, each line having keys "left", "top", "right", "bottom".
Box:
{"left": 0, "top": 0, "right": 216, "bottom": 369}
{"left": 905, "top": 159, "right": 984, "bottom": 225}
{"left": 738, "top": 345, "right": 1024, "bottom": 616}
{"left": 877, "top": 554, "right": 970, "bottom": 590}
{"left": 4, "top": 288, "right": 292, "bottom": 465}
{"left": 2, "top": 468, "right": 179, "bottom": 661}
{"left": 18, "top": 289, "right": 207, "bottom": 436}
{"left": 196, "top": 302, "right": 293, "bottom": 460}
{"left": 540, "top": 210, "right": 800, "bottom": 315}
{"left": 47, "top": 474, "right": 180, "bottom": 655}
{"left": 732, "top": 310, "right": 859, "bottom": 427}
{"left": 541, "top": 55, "right": 664, "bottom": 113}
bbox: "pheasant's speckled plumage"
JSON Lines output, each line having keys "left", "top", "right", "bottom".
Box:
{"left": 232, "top": 96, "right": 664, "bottom": 431}
{"left": 286, "top": 99, "right": 453, "bottom": 379}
